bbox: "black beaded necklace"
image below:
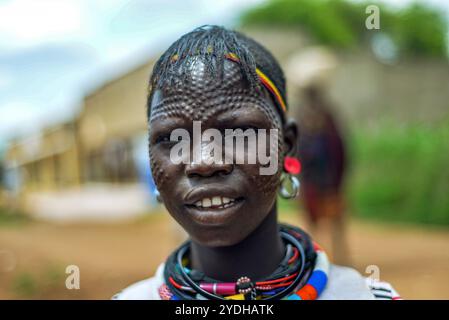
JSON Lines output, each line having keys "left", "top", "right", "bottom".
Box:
{"left": 162, "top": 223, "right": 317, "bottom": 300}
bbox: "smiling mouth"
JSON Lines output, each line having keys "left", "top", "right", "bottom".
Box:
{"left": 186, "top": 196, "right": 244, "bottom": 210}
{"left": 184, "top": 195, "right": 245, "bottom": 226}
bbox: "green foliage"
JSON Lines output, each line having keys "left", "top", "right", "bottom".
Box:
{"left": 11, "top": 264, "right": 66, "bottom": 298}
{"left": 12, "top": 273, "right": 38, "bottom": 297}
{"left": 347, "top": 119, "right": 449, "bottom": 225}
{"left": 393, "top": 3, "right": 448, "bottom": 57}
{"left": 241, "top": 0, "right": 448, "bottom": 58}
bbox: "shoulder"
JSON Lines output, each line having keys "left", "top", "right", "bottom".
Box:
{"left": 319, "top": 264, "right": 400, "bottom": 300}
{"left": 319, "top": 264, "right": 374, "bottom": 300}
{"left": 112, "top": 263, "right": 165, "bottom": 300}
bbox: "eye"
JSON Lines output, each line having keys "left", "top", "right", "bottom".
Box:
{"left": 155, "top": 134, "right": 171, "bottom": 144}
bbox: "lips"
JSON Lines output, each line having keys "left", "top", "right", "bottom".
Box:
{"left": 183, "top": 185, "right": 245, "bottom": 225}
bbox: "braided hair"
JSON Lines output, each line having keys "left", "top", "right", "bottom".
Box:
{"left": 147, "top": 25, "right": 287, "bottom": 119}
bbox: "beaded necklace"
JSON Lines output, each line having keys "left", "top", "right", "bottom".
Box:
{"left": 159, "top": 224, "right": 329, "bottom": 300}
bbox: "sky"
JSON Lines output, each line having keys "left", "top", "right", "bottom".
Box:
{"left": 0, "top": 0, "right": 448, "bottom": 153}
{"left": 0, "top": 0, "right": 263, "bottom": 150}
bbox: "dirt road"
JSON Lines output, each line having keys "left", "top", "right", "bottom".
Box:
{"left": 0, "top": 210, "right": 448, "bottom": 299}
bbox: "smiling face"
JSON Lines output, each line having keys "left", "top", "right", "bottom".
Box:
{"left": 148, "top": 58, "right": 294, "bottom": 247}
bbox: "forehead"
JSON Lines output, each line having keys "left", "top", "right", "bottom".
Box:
{"left": 149, "top": 58, "right": 282, "bottom": 126}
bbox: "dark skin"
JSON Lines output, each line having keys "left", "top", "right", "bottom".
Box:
{"left": 149, "top": 59, "right": 299, "bottom": 282}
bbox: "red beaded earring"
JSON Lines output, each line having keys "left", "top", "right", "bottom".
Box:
{"left": 284, "top": 156, "right": 301, "bottom": 175}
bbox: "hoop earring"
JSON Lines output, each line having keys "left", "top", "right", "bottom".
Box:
{"left": 279, "top": 173, "right": 300, "bottom": 199}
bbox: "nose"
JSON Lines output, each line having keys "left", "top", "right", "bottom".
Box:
{"left": 185, "top": 160, "right": 233, "bottom": 178}
{"left": 185, "top": 140, "right": 234, "bottom": 178}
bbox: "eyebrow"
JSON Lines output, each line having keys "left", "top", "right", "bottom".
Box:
{"left": 150, "top": 116, "right": 190, "bottom": 134}
{"left": 213, "top": 107, "right": 274, "bottom": 129}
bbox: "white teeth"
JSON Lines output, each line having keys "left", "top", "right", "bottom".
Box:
{"left": 202, "top": 198, "right": 212, "bottom": 208}
{"left": 212, "top": 196, "right": 222, "bottom": 206}
{"left": 193, "top": 197, "right": 237, "bottom": 208}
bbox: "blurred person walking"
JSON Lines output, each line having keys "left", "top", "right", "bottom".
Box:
{"left": 287, "top": 48, "right": 349, "bottom": 265}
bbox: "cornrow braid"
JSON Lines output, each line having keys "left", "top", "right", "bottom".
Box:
{"left": 147, "top": 25, "right": 287, "bottom": 120}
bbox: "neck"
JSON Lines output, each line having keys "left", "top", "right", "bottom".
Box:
{"left": 189, "top": 205, "right": 285, "bottom": 282}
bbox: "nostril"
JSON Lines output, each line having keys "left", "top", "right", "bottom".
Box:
{"left": 220, "top": 164, "right": 233, "bottom": 176}
{"left": 185, "top": 161, "right": 233, "bottom": 178}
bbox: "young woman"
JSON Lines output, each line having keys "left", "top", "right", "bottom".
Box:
{"left": 114, "top": 25, "right": 400, "bottom": 300}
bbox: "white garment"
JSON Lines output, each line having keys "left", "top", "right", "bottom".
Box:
{"left": 113, "top": 263, "right": 398, "bottom": 300}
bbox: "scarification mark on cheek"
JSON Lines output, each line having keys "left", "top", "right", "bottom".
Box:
{"left": 149, "top": 148, "right": 170, "bottom": 190}
{"left": 249, "top": 131, "right": 284, "bottom": 197}
{"left": 250, "top": 174, "right": 279, "bottom": 198}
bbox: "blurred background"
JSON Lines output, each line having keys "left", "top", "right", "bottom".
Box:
{"left": 0, "top": 0, "right": 448, "bottom": 299}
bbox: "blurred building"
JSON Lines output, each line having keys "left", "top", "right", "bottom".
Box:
{"left": 3, "top": 59, "right": 155, "bottom": 201}
{"left": 4, "top": 122, "right": 80, "bottom": 193}
{"left": 77, "top": 60, "right": 154, "bottom": 184}
{"left": 2, "top": 59, "right": 157, "bottom": 221}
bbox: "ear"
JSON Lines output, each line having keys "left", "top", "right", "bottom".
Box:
{"left": 282, "top": 117, "right": 299, "bottom": 158}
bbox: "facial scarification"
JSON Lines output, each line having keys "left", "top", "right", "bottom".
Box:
{"left": 148, "top": 57, "right": 285, "bottom": 195}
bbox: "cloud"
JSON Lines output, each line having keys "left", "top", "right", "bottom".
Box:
{"left": 0, "top": 0, "right": 267, "bottom": 146}
{"left": 0, "top": 0, "right": 85, "bottom": 50}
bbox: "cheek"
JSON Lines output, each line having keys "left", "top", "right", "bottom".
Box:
{"left": 149, "top": 145, "right": 172, "bottom": 190}
{"left": 248, "top": 169, "right": 281, "bottom": 203}
{"left": 248, "top": 132, "right": 284, "bottom": 198}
